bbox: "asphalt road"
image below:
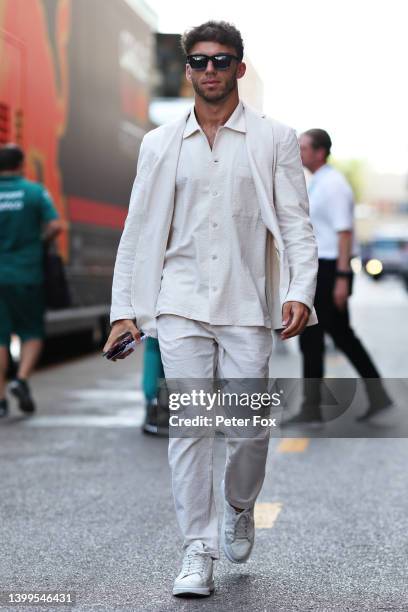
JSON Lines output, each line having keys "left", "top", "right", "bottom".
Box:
{"left": 1, "top": 274, "right": 408, "bottom": 611}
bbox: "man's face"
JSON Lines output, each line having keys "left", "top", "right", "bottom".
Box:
{"left": 299, "top": 134, "right": 326, "bottom": 172}
{"left": 186, "top": 41, "right": 246, "bottom": 104}
{"left": 299, "top": 134, "right": 317, "bottom": 172}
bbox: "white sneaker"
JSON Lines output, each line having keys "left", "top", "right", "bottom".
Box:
{"left": 221, "top": 494, "right": 255, "bottom": 563}
{"left": 173, "top": 541, "right": 214, "bottom": 597}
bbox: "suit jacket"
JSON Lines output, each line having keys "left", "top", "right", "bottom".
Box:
{"left": 110, "top": 102, "right": 318, "bottom": 337}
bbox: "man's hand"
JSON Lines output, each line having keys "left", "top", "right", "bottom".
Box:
{"left": 280, "top": 301, "right": 310, "bottom": 340}
{"left": 103, "top": 319, "right": 141, "bottom": 361}
{"left": 333, "top": 277, "right": 349, "bottom": 311}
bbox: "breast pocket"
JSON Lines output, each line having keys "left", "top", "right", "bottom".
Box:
{"left": 232, "top": 164, "right": 260, "bottom": 217}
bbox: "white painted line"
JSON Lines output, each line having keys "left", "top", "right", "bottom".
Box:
{"left": 65, "top": 389, "right": 145, "bottom": 402}
{"left": 21, "top": 410, "right": 145, "bottom": 428}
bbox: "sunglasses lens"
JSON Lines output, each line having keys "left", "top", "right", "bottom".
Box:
{"left": 213, "top": 55, "right": 231, "bottom": 69}
{"left": 189, "top": 55, "right": 208, "bottom": 70}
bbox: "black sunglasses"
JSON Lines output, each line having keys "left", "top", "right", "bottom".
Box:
{"left": 186, "top": 53, "right": 240, "bottom": 71}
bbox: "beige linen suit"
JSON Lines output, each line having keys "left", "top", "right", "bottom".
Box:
{"left": 110, "top": 103, "right": 318, "bottom": 333}
{"left": 109, "top": 102, "right": 319, "bottom": 557}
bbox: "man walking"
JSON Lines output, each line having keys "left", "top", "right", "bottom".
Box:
{"left": 104, "top": 21, "right": 318, "bottom": 596}
{"left": 287, "top": 129, "right": 391, "bottom": 425}
{"left": 0, "top": 144, "right": 62, "bottom": 416}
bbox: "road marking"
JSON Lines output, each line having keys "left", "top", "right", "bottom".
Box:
{"left": 65, "top": 389, "right": 145, "bottom": 403}
{"left": 255, "top": 502, "right": 283, "bottom": 528}
{"left": 21, "top": 407, "right": 145, "bottom": 428}
{"left": 277, "top": 438, "right": 309, "bottom": 453}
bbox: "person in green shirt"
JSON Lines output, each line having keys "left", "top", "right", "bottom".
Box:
{"left": 0, "top": 144, "right": 62, "bottom": 417}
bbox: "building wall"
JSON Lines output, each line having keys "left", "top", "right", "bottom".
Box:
{"left": 238, "top": 56, "right": 264, "bottom": 112}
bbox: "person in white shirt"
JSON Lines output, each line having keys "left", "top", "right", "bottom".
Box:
{"left": 285, "top": 128, "right": 392, "bottom": 427}
{"left": 104, "top": 21, "right": 318, "bottom": 597}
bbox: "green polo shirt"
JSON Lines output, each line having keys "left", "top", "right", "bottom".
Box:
{"left": 0, "top": 175, "right": 59, "bottom": 284}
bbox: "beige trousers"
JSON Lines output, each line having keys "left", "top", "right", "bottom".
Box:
{"left": 157, "top": 314, "right": 273, "bottom": 558}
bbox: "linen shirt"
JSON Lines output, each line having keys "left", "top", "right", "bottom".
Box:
{"left": 155, "top": 102, "right": 271, "bottom": 327}
{"left": 308, "top": 164, "right": 358, "bottom": 259}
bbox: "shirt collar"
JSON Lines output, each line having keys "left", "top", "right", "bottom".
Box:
{"left": 183, "top": 101, "right": 246, "bottom": 139}
{"left": 183, "top": 107, "right": 201, "bottom": 139}
{"left": 224, "top": 101, "right": 246, "bottom": 133}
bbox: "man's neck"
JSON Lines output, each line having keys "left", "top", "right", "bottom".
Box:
{"left": 194, "top": 90, "right": 240, "bottom": 130}
{"left": 311, "top": 161, "right": 327, "bottom": 174}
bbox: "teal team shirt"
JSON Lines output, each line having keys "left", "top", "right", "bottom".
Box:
{"left": 0, "top": 175, "right": 59, "bottom": 285}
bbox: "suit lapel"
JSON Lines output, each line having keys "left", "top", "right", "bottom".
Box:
{"left": 243, "top": 103, "right": 285, "bottom": 252}
{"left": 130, "top": 111, "right": 189, "bottom": 331}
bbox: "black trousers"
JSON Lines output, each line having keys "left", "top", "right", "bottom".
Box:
{"left": 299, "top": 259, "right": 385, "bottom": 415}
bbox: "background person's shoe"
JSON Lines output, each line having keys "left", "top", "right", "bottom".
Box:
{"left": 0, "top": 399, "right": 9, "bottom": 417}
{"left": 173, "top": 541, "right": 214, "bottom": 597}
{"left": 8, "top": 379, "right": 36, "bottom": 414}
{"left": 221, "top": 495, "right": 255, "bottom": 564}
{"left": 142, "top": 398, "right": 169, "bottom": 436}
{"left": 356, "top": 398, "right": 394, "bottom": 422}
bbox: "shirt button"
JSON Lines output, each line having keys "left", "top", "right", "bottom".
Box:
{"left": 213, "top": 159, "right": 219, "bottom": 163}
{"left": 212, "top": 254, "right": 217, "bottom": 260}
{"left": 212, "top": 191, "right": 218, "bottom": 197}
{"left": 212, "top": 222, "right": 218, "bottom": 228}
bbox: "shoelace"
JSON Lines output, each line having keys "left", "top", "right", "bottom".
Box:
{"left": 227, "top": 510, "right": 252, "bottom": 541}
{"left": 182, "top": 549, "right": 210, "bottom": 576}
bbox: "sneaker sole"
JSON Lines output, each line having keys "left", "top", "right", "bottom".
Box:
{"left": 142, "top": 423, "right": 169, "bottom": 437}
{"left": 173, "top": 581, "right": 214, "bottom": 597}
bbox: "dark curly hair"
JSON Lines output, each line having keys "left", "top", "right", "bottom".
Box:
{"left": 181, "top": 21, "right": 244, "bottom": 61}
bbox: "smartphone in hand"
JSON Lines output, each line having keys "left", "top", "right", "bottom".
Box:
{"left": 103, "top": 331, "right": 147, "bottom": 360}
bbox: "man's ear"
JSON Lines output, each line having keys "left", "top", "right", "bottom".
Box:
{"left": 237, "top": 61, "right": 246, "bottom": 80}
{"left": 185, "top": 64, "right": 192, "bottom": 83}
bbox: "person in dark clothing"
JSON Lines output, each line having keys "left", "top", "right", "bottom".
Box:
{"left": 142, "top": 336, "right": 169, "bottom": 435}
{"left": 0, "top": 144, "right": 62, "bottom": 416}
{"left": 283, "top": 129, "right": 392, "bottom": 425}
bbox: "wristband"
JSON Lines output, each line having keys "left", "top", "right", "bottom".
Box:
{"left": 335, "top": 270, "right": 353, "bottom": 278}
